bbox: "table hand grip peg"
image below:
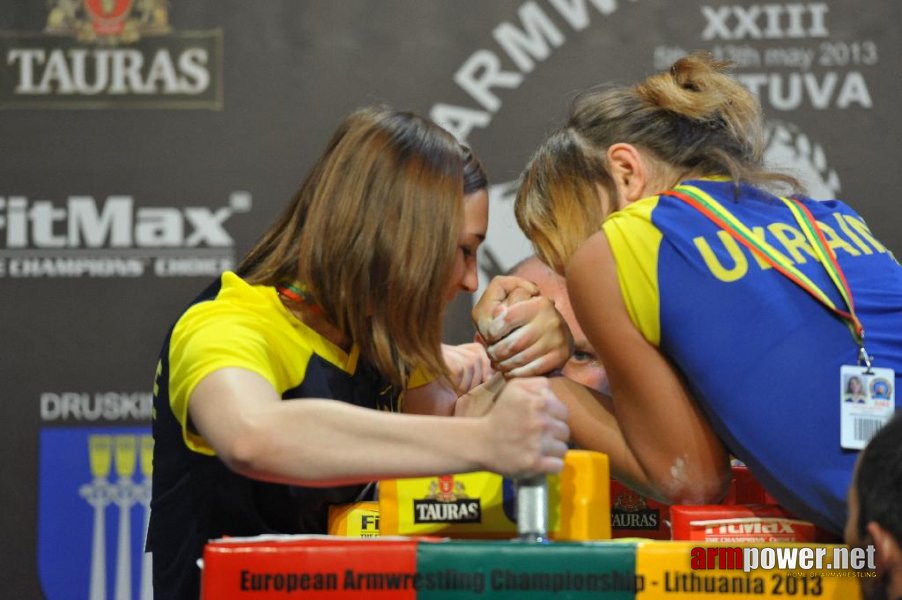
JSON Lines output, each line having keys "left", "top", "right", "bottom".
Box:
{"left": 515, "top": 475, "right": 548, "bottom": 543}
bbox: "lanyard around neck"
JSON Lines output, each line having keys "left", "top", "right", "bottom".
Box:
{"left": 276, "top": 282, "right": 323, "bottom": 315}
{"left": 668, "top": 184, "right": 867, "bottom": 361}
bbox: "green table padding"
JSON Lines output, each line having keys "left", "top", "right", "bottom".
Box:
{"left": 416, "top": 540, "right": 640, "bottom": 599}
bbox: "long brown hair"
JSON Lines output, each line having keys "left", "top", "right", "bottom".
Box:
{"left": 237, "top": 107, "right": 465, "bottom": 386}
{"left": 516, "top": 51, "right": 802, "bottom": 273}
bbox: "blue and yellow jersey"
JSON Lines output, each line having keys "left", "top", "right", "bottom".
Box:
{"left": 602, "top": 178, "right": 902, "bottom": 533}
{"left": 147, "top": 272, "right": 414, "bottom": 599}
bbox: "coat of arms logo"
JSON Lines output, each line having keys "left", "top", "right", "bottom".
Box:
{"left": 45, "top": 0, "right": 171, "bottom": 44}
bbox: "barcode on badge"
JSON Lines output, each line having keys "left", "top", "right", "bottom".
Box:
{"left": 854, "top": 418, "right": 884, "bottom": 443}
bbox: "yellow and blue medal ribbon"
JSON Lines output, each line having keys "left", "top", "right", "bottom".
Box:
{"left": 668, "top": 185, "right": 867, "bottom": 361}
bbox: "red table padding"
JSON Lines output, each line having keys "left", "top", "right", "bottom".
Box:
{"left": 201, "top": 537, "right": 419, "bottom": 599}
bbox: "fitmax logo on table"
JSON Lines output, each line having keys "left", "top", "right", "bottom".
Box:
{"left": 0, "top": 0, "right": 223, "bottom": 109}
{"left": 0, "top": 192, "right": 252, "bottom": 278}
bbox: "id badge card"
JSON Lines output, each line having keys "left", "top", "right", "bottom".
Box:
{"left": 840, "top": 365, "right": 896, "bottom": 450}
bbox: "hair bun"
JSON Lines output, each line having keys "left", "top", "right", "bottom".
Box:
{"left": 670, "top": 52, "right": 733, "bottom": 94}
{"left": 636, "top": 51, "right": 761, "bottom": 152}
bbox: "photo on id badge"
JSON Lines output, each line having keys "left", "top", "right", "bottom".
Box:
{"left": 843, "top": 373, "right": 869, "bottom": 404}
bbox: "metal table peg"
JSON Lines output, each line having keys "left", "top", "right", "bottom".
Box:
{"left": 515, "top": 475, "right": 549, "bottom": 543}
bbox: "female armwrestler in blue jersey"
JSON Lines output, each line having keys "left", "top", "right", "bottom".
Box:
{"left": 147, "top": 107, "right": 572, "bottom": 599}
{"left": 504, "top": 51, "right": 902, "bottom": 536}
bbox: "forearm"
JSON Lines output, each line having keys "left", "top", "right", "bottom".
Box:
{"left": 550, "top": 375, "right": 729, "bottom": 505}
{"left": 549, "top": 377, "right": 652, "bottom": 493}
{"left": 604, "top": 367, "right": 730, "bottom": 504}
{"left": 229, "top": 399, "right": 489, "bottom": 486}
{"left": 191, "top": 367, "right": 569, "bottom": 489}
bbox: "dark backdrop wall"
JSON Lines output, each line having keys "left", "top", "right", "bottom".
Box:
{"left": 1, "top": 1, "right": 899, "bottom": 597}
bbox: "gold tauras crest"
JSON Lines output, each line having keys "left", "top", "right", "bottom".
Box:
{"left": 426, "top": 475, "right": 469, "bottom": 503}
{"left": 45, "top": 0, "right": 171, "bottom": 45}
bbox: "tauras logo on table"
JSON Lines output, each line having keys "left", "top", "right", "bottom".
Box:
{"left": 0, "top": 0, "right": 223, "bottom": 109}
{"left": 413, "top": 475, "right": 482, "bottom": 524}
{"left": 611, "top": 488, "right": 660, "bottom": 531}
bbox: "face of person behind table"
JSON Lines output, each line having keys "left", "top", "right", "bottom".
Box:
{"left": 444, "top": 189, "right": 488, "bottom": 301}
{"left": 510, "top": 256, "right": 609, "bottom": 394}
